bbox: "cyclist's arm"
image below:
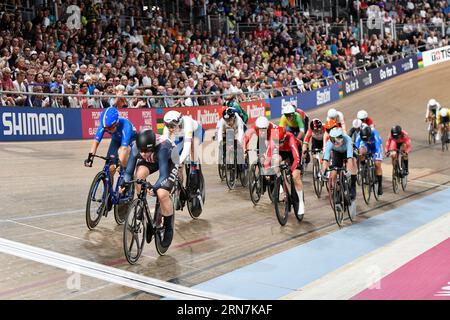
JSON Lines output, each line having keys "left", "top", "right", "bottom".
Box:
{"left": 302, "top": 129, "right": 312, "bottom": 151}
{"left": 403, "top": 134, "right": 411, "bottom": 153}
{"left": 345, "top": 137, "right": 354, "bottom": 159}
{"left": 296, "top": 113, "right": 305, "bottom": 133}
{"left": 217, "top": 119, "right": 224, "bottom": 143}
{"left": 162, "top": 126, "right": 170, "bottom": 139}
{"left": 243, "top": 127, "right": 256, "bottom": 151}
{"left": 425, "top": 104, "right": 430, "bottom": 118}
{"left": 385, "top": 136, "right": 392, "bottom": 153}
{"left": 354, "top": 134, "right": 362, "bottom": 149}
{"left": 179, "top": 119, "right": 194, "bottom": 164}
{"left": 90, "top": 124, "right": 105, "bottom": 154}
{"left": 236, "top": 117, "right": 245, "bottom": 144}
{"left": 374, "top": 131, "right": 383, "bottom": 158}
{"left": 264, "top": 139, "right": 274, "bottom": 170}
{"left": 323, "top": 140, "right": 333, "bottom": 162}
{"left": 279, "top": 115, "right": 287, "bottom": 128}
{"left": 437, "top": 113, "right": 441, "bottom": 125}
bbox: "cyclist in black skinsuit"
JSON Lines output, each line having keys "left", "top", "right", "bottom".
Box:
{"left": 134, "top": 129, "right": 180, "bottom": 248}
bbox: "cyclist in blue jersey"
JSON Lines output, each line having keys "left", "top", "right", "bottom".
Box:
{"left": 355, "top": 124, "right": 384, "bottom": 196}
{"left": 322, "top": 127, "right": 358, "bottom": 201}
{"left": 84, "top": 107, "right": 138, "bottom": 189}
{"left": 134, "top": 129, "right": 179, "bottom": 247}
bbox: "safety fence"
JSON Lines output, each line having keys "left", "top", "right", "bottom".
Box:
{"left": 0, "top": 52, "right": 430, "bottom": 142}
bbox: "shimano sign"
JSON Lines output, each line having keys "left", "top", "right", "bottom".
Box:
{"left": 0, "top": 107, "right": 82, "bottom": 141}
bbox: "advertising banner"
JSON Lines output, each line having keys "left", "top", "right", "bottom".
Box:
{"left": 81, "top": 108, "right": 156, "bottom": 139}
{"left": 154, "top": 100, "right": 270, "bottom": 133}
{"left": 421, "top": 45, "right": 450, "bottom": 67}
{"left": 0, "top": 107, "right": 82, "bottom": 141}
{"left": 342, "top": 55, "right": 418, "bottom": 96}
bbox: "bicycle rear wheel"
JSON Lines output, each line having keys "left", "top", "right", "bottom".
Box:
{"left": 225, "top": 160, "right": 237, "bottom": 190}
{"left": 123, "top": 199, "right": 146, "bottom": 265}
{"left": 273, "top": 176, "right": 289, "bottom": 226}
{"left": 400, "top": 157, "right": 408, "bottom": 191}
{"left": 86, "top": 172, "right": 107, "bottom": 230}
{"left": 371, "top": 165, "right": 380, "bottom": 201}
{"left": 187, "top": 172, "right": 204, "bottom": 219}
{"left": 249, "top": 162, "right": 262, "bottom": 205}
{"left": 312, "top": 158, "right": 322, "bottom": 198}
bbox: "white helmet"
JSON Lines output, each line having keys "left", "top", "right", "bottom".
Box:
{"left": 164, "top": 110, "right": 182, "bottom": 125}
{"left": 357, "top": 109, "right": 368, "bottom": 120}
{"left": 352, "top": 118, "right": 362, "bottom": 129}
{"left": 428, "top": 98, "right": 437, "bottom": 106}
{"left": 255, "top": 116, "right": 269, "bottom": 129}
{"left": 327, "top": 108, "right": 338, "bottom": 119}
{"left": 282, "top": 104, "right": 296, "bottom": 115}
{"left": 440, "top": 108, "right": 448, "bottom": 117}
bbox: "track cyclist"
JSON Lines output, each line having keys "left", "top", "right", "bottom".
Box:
{"left": 225, "top": 97, "right": 249, "bottom": 125}
{"left": 243, "top": 116, "right": 277, "bottom": 157}
{"left": 322, "top": 127, "right": 358, "bottom": 202}
{"left": 437, "top": 107, "right": 450, "bottom": 142}
{"left": 357, "top": 110, "right": 375, "bottom": 128}
{"left": 162, "top": 110, "right": 205, "bottom": 191}
{"left": 385, "top": 125, "right": 411, "bottom": 176}
{"left": 279, "top": 103, "right": 307, "bottom": 142}
{"left": 348, "top": 119, "right": 363, "bottom": 141}
{"left": 134, "top": 129, "right": 179, "bottom": 248}
{"left": 84, "top": 106, "right": 137, "bottom": 194}
{"left": 265, "top": 127, "right": 305, "bottom": 217}
{"left": 326, "top": 108, "right": 347, "bottom": 131}
{"left": 302, "top": 118, "right": 326, "bottom": 159}
{"left": 425, "top": 98, "right": 441, "bottom": 124}
{"left": 355, "top": 125, "right": 384, "bottom": 196}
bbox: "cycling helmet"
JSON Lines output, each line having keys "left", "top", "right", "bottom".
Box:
{"left": 439, "top": 108, "right": 448, "bottom": 117}
{"left": 360, "top": 125, "right": 372, "bottom": 141}
{"left": 310, "top": 118, "right": 323, "bottom": 131}
{"left": 255, "top": 116, "right": 269, "bottom": 129}
{"left": 329, "top": 127, "right": 343, "bottom": 138}
{"left": 222, "top": 108, "right": 236, "bottom": 120}
{"left": 357, "top": 109, "right": 368, "bottom": 120}
{"left": 352, "top": 118, "right": 362, "bottom": 129}
{"left": 164, "top": 110, "right": 182, "bottom": 126}
{"left": 282, "top": 104, "right": 296, "bottom": 115}
{"left": 100, "top": 106, "right": 119, "bottom": 128}
{"left": 327, "top": 108, "right": 338, "bottom": 119}
{"left": 391, "top": 125, "right": 402, "bottom": 138}
{"left": 137, "top": 129, "right": 156, "bottom": 152}
{"left": 428, "top": 98, "right": 437, "bottom": 107}
{"left": 325, "top": 119, "right": 337, "bottom": 132}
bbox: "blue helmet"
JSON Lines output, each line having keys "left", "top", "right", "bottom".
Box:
{"left": 100, "top": 107, "right": 119, "bottom": 128}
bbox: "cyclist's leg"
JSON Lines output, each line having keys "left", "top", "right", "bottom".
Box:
{"left": 123, "top": 141, "right": 138, "bottom": 183}
{"left": 346, "top": 152, "right": 357, "bottom": 200}
{"left": 400, "top": 143, "right": 409, "bottom": 174}
{"left": 106, "top": 139, "right": 121, "bottom": 181}
{"left": 158, "top": 165, "right": 178, "bottom": 247}
{"left": 373, "top": 145, "right": 383, "bottom": 195}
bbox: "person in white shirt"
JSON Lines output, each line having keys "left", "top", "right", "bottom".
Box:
{"left": 426, "top": 31, "right": 439, "bottom": 50}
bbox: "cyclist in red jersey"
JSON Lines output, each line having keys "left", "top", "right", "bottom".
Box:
{"left": 323, "top": 118, "right": 338, "bottom": 145}
{"left": 385, "top": 125, "right": 411, "bottom": 175}
{"left": 357, "top": 109, "right": 375, "bottom": 128}
{"left": 243, "top": 116, "right": 277, "bottom": 156}
{"left": 264, "top": 127, "right": 304, "bottom": 216}
{"left": 302, "top": 118, "right": 326, "bottom": 158}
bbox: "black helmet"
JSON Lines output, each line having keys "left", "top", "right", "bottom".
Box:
{"left": 360, "top": 125, "right": 372, "bottom": 142}
{"left": 391, "top": 125, "right": 402, "bottom": 138}
{"left": 137, "top": 129, "right": 156, "bottom": 152}
{"left": 222, "top": 108, "right": 235, "bottom": 120}
{"left": 310, "top": 118, "right": 323, "bottom": 131}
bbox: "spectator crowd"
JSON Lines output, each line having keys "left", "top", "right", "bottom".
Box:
{"left": 0, "top": 0, "right": 448, "bottom": 108}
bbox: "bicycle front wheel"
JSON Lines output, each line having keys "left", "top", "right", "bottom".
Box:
{"left": 273, "top": 176, "right": 289, "bottom": 226}
{"left": 225, "top": 162, "right": 237, "bottom": 190}
{"left": 86, "top": 172, "right": 107, "bottom": 230}
{"left": 401, "top": 157, "right": 408, "bottom": 191}
{"left": 123, "top": 199, "right": 146, "bottom": 265}
{"left": 312, "top": 158, "right": 322, "bottom": 198}
{"left": 361, "top": 165, "right": 371, "bottom": 205}
{"left": 249, "top": 162, "right": 262, "bottom": 205}
{"left": 332, "top": 177, "right": 345, "bottom": 227}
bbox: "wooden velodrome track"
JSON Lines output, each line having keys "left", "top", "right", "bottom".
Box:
{"left": 0, "top": 62, "right": 449, "bottom": 299}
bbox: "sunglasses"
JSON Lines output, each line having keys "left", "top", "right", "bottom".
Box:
{"left": 330, "top": 135, "right": 343, "bottom": 143}
{"left": 165, "top": 122, "right": 179, "bottom": 129}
